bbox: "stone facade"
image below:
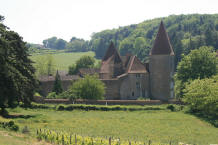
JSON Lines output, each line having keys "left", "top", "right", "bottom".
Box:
{"left": 39, "top": 21, "right": 175, "bottom": 101}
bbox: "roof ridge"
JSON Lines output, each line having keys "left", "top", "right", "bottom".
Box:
{"left": 127, "top": 55, "right": 136, "bottom": 73}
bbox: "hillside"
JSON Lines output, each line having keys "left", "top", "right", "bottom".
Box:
{"left": 30, "top": 51, "right": 98, "bottom": 71}
{"left": 89, "top": 14, "right": 218, "bottom": 66}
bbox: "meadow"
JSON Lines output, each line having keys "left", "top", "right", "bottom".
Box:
{"left": 0, "top": 105, "right": 217, "bottom": 145}
{"left": 30, "top": 51, "right": 99, "bottom": 71}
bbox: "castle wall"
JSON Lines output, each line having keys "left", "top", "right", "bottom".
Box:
{"left": 149, "top": 55, "right": 174, "bottom": 101}
{"left": 119, "top": 73, "right": 150, "bottom": 100}
{"left": 39, "top": 80, "right": 73, "bottom": 97}
{"left": 101, "top": 79, "right": 121, "bottom": 100}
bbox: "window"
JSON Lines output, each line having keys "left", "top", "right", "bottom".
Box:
{"left": 136, "top": 74, "right": 140, "bottom": 78}
{"left": 132, "top": 92, "right": 134, "bottom": 96}
{"left": 136, "top": 82, "right": 140, "bottom": 89}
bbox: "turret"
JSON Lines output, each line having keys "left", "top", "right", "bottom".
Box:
{"left": 149, "top": 21, "right": 175, "bottom": 101}
{"left": 99, "top": 42, "right": 124, "bottom": 79}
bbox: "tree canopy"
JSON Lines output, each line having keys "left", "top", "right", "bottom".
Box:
{"left": 52, "top": 71, "right": 63, "bottom": 95}
{"left": 174, "top": 46, "right": 217, "bottom": 98}
{"left": 0, "top": 15, "right": 37, "bottom": 110}
{"left": 70, "top": 75, "right": 105, "bottom": 100}
{"left": 68, "top": 55, "right": 95, "bottom": 75}
{"left": 89, "top": 14, "right": 218, "bottom": 64}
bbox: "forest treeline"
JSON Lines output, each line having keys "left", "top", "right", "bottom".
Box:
{"left": 89, "top": 14, "right": 218, "bottom": 66}
{"left": 30, "top": 14, "right": 218, "bottom": 66}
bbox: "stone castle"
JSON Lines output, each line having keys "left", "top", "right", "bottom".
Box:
{"left": 39, "top": 21, "right": 175, "bottom": 101}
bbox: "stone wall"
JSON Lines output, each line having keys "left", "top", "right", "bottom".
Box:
{"left": 39, "top": 80, "right": 73, "bottom": 96}
{"left": 101, "top": 79, "right": 121, "bottom": 100}
{"left": 34, "top": 98, "right": 182, "bottom": 105}
{"left": 119, "top": 73, "right": 150, "bottom": 100}
{"left": 149, "top": 55, "right": 174, "bottom": 101}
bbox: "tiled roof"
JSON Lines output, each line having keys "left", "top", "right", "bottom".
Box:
{"left": 126, "top": 56, "right": 147, "bottom": 73}
{"left": 150, "top": 21, "right": 174, "bottom": 55}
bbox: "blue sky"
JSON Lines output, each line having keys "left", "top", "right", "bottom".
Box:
{"left": 1, "top": 0, "right": 218, "bottom": 44}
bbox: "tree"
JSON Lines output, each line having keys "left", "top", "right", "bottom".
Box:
{"left": 70, "top": 75, "right": 105, "bottom": 100}
{"left": 0, "top": 15, "right": 37, "bottom": 112}
{"left": 52, "top": 70, "right": 63, "bottom": 95}
{"left": 34, "top": 54, "right": 56, "bottom": 77}
{"left": 175, "top": 46, "right": 217, "bottom": 98}
{"left": 68, "top": 55, "right": 95, "bottom": 75}
{"left": 54, "top": 39, "right": 67, "bottom": 50}
{"left": 183, "top": 75, "right": 218, "bottom": 126}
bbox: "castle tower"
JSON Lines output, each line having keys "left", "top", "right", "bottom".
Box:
{"left": 149, "top": 21, "right": 175, "bottom": 101}
{"left": 99, "top": 42, "right": 124, "bottom": 79}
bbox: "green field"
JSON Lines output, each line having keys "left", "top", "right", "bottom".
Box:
{"left": 0, "top": 106, "right": 217, "bottom": 145}
{"left": 30, "top": 51, "right": 99, "bottom": 71}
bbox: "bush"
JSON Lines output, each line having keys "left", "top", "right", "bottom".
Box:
{"left": 70, "top": 75, "right": 105, "bottom": 100}
{"left": 46, "top": 92, "right": 57, "bottom": 98}
{"left": 0, "top": 121, "right": 19, "bottom": 131}
{"left": 167, "top": 104, "right": 175, "bottom": 111}
{"left": 183, "top": 75, "right": 218, "bottom": 126}
{"left": 57, "top": 105, "right": 65, "bottom": 111}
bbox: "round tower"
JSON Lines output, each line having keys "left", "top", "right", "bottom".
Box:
{"left": 149, "top": 21, "right": 175, "bottom": 101}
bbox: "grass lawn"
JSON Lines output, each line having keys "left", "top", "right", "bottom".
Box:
{"left": 30, "top": 51, "right": 99, "bottom": 71}
{"left": 0, "top": 129, "right": 51, "bottom": 145}
{"left": 0, "top": 106, "right": 217, "bottom": 145}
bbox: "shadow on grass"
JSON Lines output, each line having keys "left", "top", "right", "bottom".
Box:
{"left": 185, "top": 110, "right": 218, "bottom": 128}
{"left": 3, "top": 114, "right": 36, "bottom": 119}
{"left": 0, "top": 109, "right": 36, "bottom": 119}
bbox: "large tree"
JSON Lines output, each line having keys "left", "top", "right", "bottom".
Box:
{"left": 174, "top": 46, "right": 217, "bottom": 98}
{"left": 68, "top": 55, "right": 95, "bottom": 75}
{"left": 70, "top": 75, "right": 105, "bottom": 100}
{"left": 0, "top": 15, "right": 37, "bottom": 112}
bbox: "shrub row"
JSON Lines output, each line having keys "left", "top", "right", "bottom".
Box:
{"left": 56, "top": 104, "right": 167, "bottom": 111}
{"left": 22, "top": 103, "right": 183, "bottom": 112}
{"left": 0, "top": 121, "right": 19, "bottom": 131}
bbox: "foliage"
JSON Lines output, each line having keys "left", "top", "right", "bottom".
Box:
{"left": 52, "top": 71, "right": 63, "bottom": 95}
{"left": 0, "top": 15, "right": 37, "bottom": 109}
{"left": 166, "top": 104, "right": 176, "bottom": 112}
{"left": 174, "top": 46, "right": 217, "bottom": 98}
{"left": 43, "top": 37, "right": 67, "bottom": 50}
{"left": 0, "top": 121, "right": 19, "bottom": 131}
{"left": 71, "top": 76, "right": 104, "bottom": 100}
{"left": 89, "top": 14, "right": 218, "bottom": 64}
{"left": 33, "top": 54, "right": 56, "bottom": 76}
{"left": 66, "top": 37, "right": 89, "bottom": 52}
{"left": 46, "top": 92, "right": 57, "bottom": 99}
{"left": 183, "top": 75, "right": 218, "bottom": 126}
{"left": 68, "top": 55, "right": 95, "bottom": 75}
{"left": 42, "top": 36, "right": 89, "bottom": 52}
{"left": 70, "top": 75, "right": 105, "bottom": 100}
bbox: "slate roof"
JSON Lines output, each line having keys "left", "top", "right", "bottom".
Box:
{"left": 150, "top": 21, "right": 174, "bottom": 55}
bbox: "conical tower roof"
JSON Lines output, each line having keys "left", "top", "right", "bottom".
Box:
{"left": 102, "top": 42, "right": 122, "bottom": 62}
{"left": 150, "top": 21, "right": 174, "bottom": 55}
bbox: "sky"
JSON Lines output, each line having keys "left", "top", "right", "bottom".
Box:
{"left": 1, "top": 0, "right": 218, "bottom": 44}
